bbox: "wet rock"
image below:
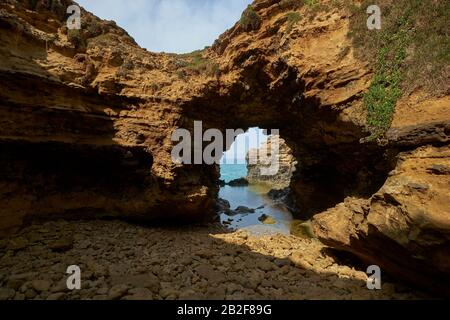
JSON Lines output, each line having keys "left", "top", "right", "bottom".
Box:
{"left": 218, "top": 179, "right": 226, "bottom": 187}
{"left": 291, "top": 220, "right": 315, "bottom": 238}
{"left": 258, "top": 214, "right": 276, "bottom": 225}
{"left": 227, "top": 178, "right": 249, "bottom": 187}
{"left": 217, "top": 198, "right": 231, "bottom": 214}
{"left": 234, "top": 206, "right": 255, "bottom": 214}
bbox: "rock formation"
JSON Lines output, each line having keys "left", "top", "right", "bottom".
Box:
{"left": 247, "top": 135, "right": 297, "bottom": 189}
{"left": 0, "top": 0, "right": 448, "bottom": 295}
{"left": 313, "top": 145, "right": 450, "bottom": 294}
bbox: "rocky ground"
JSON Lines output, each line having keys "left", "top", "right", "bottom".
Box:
{"left": 0, "top": 220, "right": 427, "bottom": 300}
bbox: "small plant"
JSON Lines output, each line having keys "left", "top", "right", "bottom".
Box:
{"left": 178, "top": 51, "right": 220, "bottom": 78}
{"left": 150, "top": 83, "right": 160, "bottom": 92}
{"left": 240, "top": 5, "right": 262, "bottom": 32}
{"left": 280, "top": 0, "right": 303, "bottom": 10}
{"left": 86, "top": 21, "right": 103, "bottom": 38}
{"left": 348, "top": 0, "right": 448, "bottom": 139}
{"left": 363, "top": 10, "right": 411, "bottom": 139}
{"left": 67, "top": 29, "right": 86, "bottom": 50}
{"left": 285, "top": 12, "right": 301, "bottom": 34}
{"left": 305, "top": 0, "right": 319, "bottom": 7}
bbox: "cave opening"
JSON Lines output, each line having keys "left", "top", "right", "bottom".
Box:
{"left": 216, "top": 127, "right": 312, "bottom": 238}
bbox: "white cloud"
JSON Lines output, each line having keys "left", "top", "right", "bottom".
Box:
{"left": 76, "top": 0, "right": 252, "bottom": 53}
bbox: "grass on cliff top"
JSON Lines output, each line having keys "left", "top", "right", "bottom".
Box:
{"left": 348, "top": 0, "right": 450, "bottom": 139}
{"left": 176, "top": 50, "right": 220, "bottom": 78}
{"left": 240, "top": 5, "right": 262, "bottom": 32}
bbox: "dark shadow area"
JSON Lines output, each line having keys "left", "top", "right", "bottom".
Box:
{"left": 0, "top": 220, "right": 431, "bottom": 300}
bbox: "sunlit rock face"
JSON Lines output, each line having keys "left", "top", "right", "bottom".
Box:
{"left": 0, "top": 0, "right": 449, "bottom": 295}
{"left": 246, "top": 136, "right": 297, "bottom": 190}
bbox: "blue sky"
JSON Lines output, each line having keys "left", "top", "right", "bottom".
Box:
{"left": 222, "top": 128, "right": 268, "bottom": 164}
{"left": 77, "top": 0, "right": 253, "bottom": 53}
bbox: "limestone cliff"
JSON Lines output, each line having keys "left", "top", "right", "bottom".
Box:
{"left": 246, "top": 135, "right": 297, "bottom": 189}
{"left": 0, "top": 0, "right": 449, "bottom": 294}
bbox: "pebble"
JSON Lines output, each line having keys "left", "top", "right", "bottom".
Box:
{"left": 0, "top": 288, "right": 15, "bottom": 300}
{"left": 0, "top": 220, "right": 426, "bottom": 300}
{"left": 31, "top": 280, "right": 51, "bottom": 292}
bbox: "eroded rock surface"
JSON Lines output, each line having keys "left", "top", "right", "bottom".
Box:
{"left": 247, "top": 136, "right": 297, "bottom": 190}
{"left": 313, "top": 146, "right": 450, "bottom": 295}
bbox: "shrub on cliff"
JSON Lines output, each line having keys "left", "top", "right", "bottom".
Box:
{"left": 349, "top": 0, "right": 449, "bottom": 138}
{"left": 285, "top": 11, "right": 301, "bottom": 34}
{"left": 239, "top": 5, "right": 261, "bottom": 32}
{"left": 67, "top": 30, "right": 86, "bottom": 50}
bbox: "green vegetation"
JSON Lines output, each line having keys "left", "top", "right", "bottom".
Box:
{"left": 305, "top": 0, "right": 319, "bottom": 7}
{"left": 67, "top": 29, "right": 86, "bottom": 50}
{"left": 178, "top": 50, "right": 220, "bottom": 78}
{"left": 285, "top": 12, "right": 301, "bottom": 34}
{"left": 349, "top": 0, "right": 450, "bottom": 138}
{"left": 240, "top": 5, "right": 262, "bottom": 32}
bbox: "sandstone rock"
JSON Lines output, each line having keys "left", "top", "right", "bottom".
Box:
{"left": 313, "top": 146, "right": 450, "bottom": 295}
{"left": 247, "top": 136, "right": 297, "bottom": 190}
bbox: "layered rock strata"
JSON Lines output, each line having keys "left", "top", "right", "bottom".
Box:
{"left": 247, "top": 135, "right": 297, "bottom": 190}
{"left": 0, "top": 0, "right": 448, "bottom": 295}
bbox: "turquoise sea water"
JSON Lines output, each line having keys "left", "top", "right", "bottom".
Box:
{"left": 220, "top": 163, "right": 248, "bottom": 183}
{"left": 218, "top": 163, "right": 294, "bottom": 236}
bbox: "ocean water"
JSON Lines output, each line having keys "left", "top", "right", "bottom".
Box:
{"left": 219, "top": 184, "right": 294, "bottom": 235}
{"left": 220, "top": 163, "right": 248, "bottom": 183}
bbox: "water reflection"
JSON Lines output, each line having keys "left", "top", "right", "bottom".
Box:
{"left": 219, "top": 184, "right": 294, "bottom": 236}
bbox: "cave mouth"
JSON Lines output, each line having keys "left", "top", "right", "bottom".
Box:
{"left": 216, "top": 128, "right": 312, "bottom": 238}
